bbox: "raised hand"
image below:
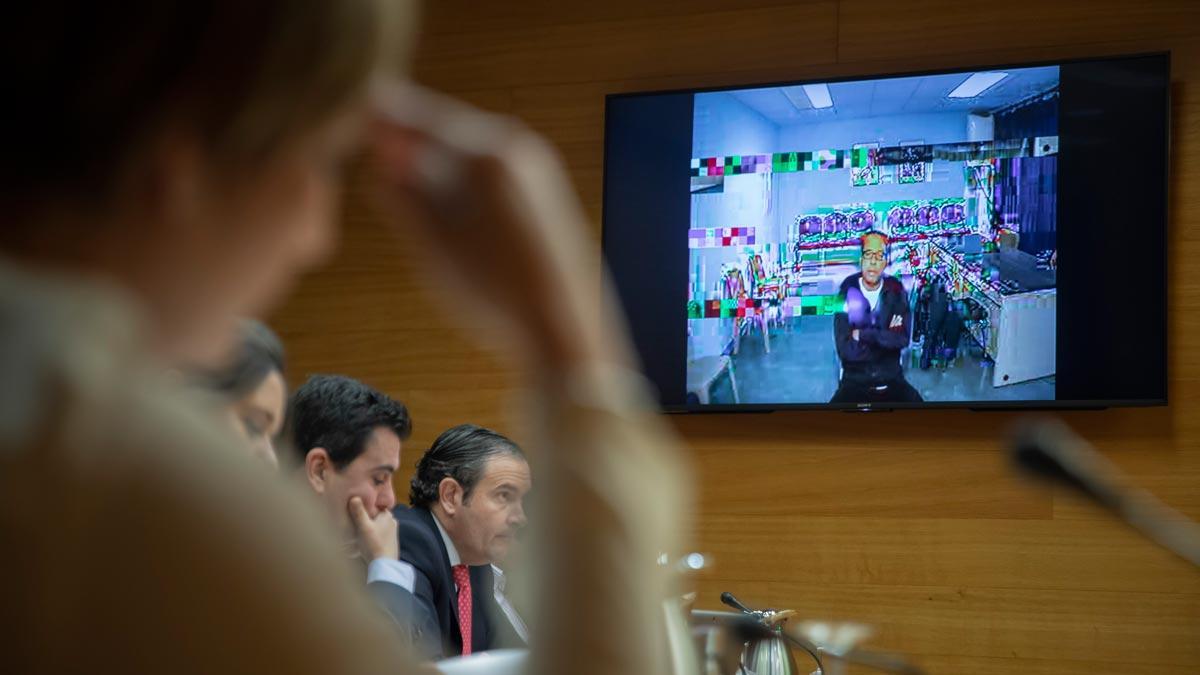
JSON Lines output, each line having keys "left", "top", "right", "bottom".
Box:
{"left": 348, "top": 496, "right": 399, "bottom": 562}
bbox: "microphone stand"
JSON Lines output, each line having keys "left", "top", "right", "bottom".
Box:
{"left": 1011, "top": 418, "right": 1200, "bottom": 567}
{"left": 694, "top": 604, "right": 926, "bottom": 675}
{"left": 720, "top": 592, "right": 824, "bottom": 674}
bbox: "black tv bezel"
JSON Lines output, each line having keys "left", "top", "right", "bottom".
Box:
{"left": 600, "top": 51, "right": 1171, "bottom": 413}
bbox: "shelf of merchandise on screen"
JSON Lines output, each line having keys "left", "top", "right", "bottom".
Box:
{"left": 791, "top": 201, "right": 969, "bottom": 252}
{"left": 925, "top": 240, "right": 1004, "bottom": 308}
{"left": 914, "top": 265, "right": 998, "bottom": 359}
{"left": 965, "top": 320, "right": 994, "bottom": 358}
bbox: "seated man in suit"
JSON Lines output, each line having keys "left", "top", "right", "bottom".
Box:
{"left": 398, "top": 424, "right": 533, "bottom": 659}
{"left": 286, "top": 374, "right": 436, "bottom": 648}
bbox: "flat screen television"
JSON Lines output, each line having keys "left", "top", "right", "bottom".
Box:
{"left": 601, "top": 53, "right": 1169, "bottom": 411}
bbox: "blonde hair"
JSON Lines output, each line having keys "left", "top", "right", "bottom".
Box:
{"left": 2, "top": 0, "right": 414, "bottom": 210}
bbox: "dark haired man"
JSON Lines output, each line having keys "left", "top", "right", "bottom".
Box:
{"left": 397, "top": 424, "right": 532, "bottom": 659}
{"left": 830, "top": 231, "right": 923, "bottom": 403}
{"left": 286, "top": 374, "right": 434, "bottom": 647}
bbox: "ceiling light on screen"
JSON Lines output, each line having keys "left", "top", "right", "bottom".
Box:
{"left": 802, "top": 83, "right": 833, "bottom": 109}
{"left": 948, "top": 72, "right": 1009, "bottom": 98}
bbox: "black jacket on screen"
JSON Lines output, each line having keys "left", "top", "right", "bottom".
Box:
{"left": 833, "top": 273, "right": 912, "bottom": 386}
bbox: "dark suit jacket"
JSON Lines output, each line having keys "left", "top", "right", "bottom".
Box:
{"left": 834, "top": 272, "right": 912, "bottom": 386}
{"left": 394, "top": 505, "right": 524, "bottom": 659}
{"left": 365, "top": 577, "right": 439, "bottom": 656}
{"left": 347, "top": 549, "right": 440, "bottom": 657}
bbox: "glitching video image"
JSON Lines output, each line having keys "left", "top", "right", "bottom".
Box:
{"left": 686, "top": 67, "right": 1059, "bottom": 405}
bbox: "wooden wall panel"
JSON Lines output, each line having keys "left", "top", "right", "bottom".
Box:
{"left": 694, "top": 514, "right": 1200, "bottom": 594}
{"left": 417, "top": 1, "right": 817, "bottom": 37}
{"left": 693, "top": 444, "right": 1050, "bottom": 520}
{"left": 411, "top": 4, "right": 839, "bottom": 91}
{"left": 838, "top": 0, "right": 1200, "bottom": 62}
{"left": 270, "top": 2, "right": 1200, "bottom": 671}
{"left": 767, "top": 581, "right": 1200, "bottom": 665}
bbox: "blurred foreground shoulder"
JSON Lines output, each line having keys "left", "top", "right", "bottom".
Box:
{"left": 0, "top": 265, "right": 414, "bottom": 674}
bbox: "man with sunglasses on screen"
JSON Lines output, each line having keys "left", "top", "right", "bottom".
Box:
{"left": 830, "top": 231, "right": 923, "bottom": 404}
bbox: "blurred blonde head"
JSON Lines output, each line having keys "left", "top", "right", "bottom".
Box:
{"left": 1, "top": 1, "right": 415, "bottom": 363}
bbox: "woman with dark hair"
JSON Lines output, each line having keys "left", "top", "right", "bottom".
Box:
{"left": 199, "top": 319, "right": 288, "bottom": 468}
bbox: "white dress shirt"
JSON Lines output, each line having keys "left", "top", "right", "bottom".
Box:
{"left": 432, "top": 513, "right": 463, "bottom": 568}
{"left": 432, "top": 512, "right": 528, "bottom": 644}
{"left": 368, "top": 557, "right": 417, "bottom": 592}
{"left": 490, "top": 564, "right": 530, "bottom": 644}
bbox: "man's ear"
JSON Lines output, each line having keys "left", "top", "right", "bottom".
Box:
{"left": 304, "top": 448, "right": 333, "bottom": 494}
{"left": 437, "top": 477, "right": 462, "bottom": 515}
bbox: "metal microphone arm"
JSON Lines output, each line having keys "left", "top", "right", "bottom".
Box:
{"left": 1011, "top": 418, "right": 1200, "bottom": 568}
{"left": 714, "top": 596, "right": 824, "bottom": 673}
{"left": 694, "top": 609, "right": 927, "bottom": 675}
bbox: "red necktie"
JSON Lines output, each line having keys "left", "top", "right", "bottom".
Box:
{"left": 452, "top": 564, "right": 473, "bottom": 655}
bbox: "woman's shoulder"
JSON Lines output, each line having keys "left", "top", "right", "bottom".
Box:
{"left": 0, "top": 261, "right": 311, "bottom": 551}
{"left": 0, "top": 262, "right": 146, "bottom": 458}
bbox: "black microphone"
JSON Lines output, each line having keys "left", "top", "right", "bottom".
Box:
{"left": 719, "top": 591, "right": 756, "bottom": 615}
{"left": 1010, "top": 418, "right": 1200, "bottom": 567}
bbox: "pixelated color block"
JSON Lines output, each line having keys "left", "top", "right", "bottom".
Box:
{"left": 692, "top": 151, "right": 851, "bottom": 176}
{"left": 816, "top": 149, "right": 841, "bottom": 170}
{"left": 689, "top": 137, "right": 1056, "bottom": 177}
{"left": 688, "top": 227, "right": 757, "bottom": 248}
{"left": 696, "top": 298, "right": 768, "bottom": 318}
{"left": 850, "top": 146, "right": 875, "bottom": 169}
{"left": 691, "top": 154, "right": 772, "bottom": 176}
